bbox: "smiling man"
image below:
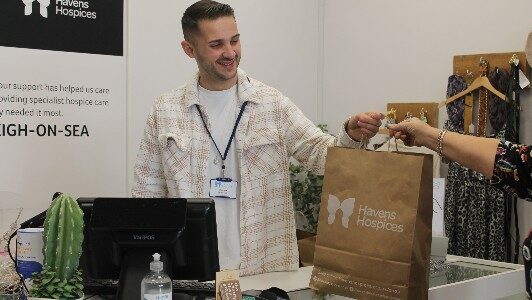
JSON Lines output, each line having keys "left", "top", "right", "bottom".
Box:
{"left": 132, "top": 0, "right": 383, "bottom": 276}
{"left": 181, "top": 9, "right": 241, "bottom": 91}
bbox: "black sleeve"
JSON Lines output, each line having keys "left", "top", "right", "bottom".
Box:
{"left": 490, "top": 141, "right": 532, "bottom": 201}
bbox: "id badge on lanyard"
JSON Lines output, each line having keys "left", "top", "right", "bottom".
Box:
{"left": 209, "top": 178, "right": 238, "bottom": 199}
{"left": 196, "top": 101, "right": 248, "bottom": 201}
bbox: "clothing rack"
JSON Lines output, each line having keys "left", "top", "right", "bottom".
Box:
{"left": 447, "top": 52, "right": 526, "bottom": 264}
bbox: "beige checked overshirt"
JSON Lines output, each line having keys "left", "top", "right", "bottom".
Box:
{"left": 132, "top": 69, "right": 361, "bottom": 275}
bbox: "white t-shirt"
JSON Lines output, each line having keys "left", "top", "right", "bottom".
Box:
{"left": 198, "top": 84, "right": 241, "bottom": 271}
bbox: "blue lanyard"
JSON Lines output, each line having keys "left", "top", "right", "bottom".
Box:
{"left": 195, "top": 101, "right": 249, "bottom": 178}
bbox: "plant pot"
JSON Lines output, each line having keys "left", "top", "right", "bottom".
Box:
{"left": 0, "top": 293, "right": 21, "bottom": 300}
{"left": 297, "top": 235, "right": 316, "bottom": 266}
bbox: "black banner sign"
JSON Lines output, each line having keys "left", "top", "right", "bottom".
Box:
{"left": 0, "top": 0, "right": 123, "bottom": 56}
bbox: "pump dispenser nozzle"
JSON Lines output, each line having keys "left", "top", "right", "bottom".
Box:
{"left": 142, "top": 252, "right": 172, "bottom": 298}
{"left": 150, "top": 252, "right": 163, "bottom": 272}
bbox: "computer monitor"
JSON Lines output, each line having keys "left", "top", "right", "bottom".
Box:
{"left": 77, "top": 198, "right": 219, "bottom": 300}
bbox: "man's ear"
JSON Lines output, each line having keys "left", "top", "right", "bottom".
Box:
{"left": 181, "top": 40, "right": 195, "bottom": 58}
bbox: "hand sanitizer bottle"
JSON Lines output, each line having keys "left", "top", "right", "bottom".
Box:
{"left": 141, "top": 253, "right": 173, "bottom": 300}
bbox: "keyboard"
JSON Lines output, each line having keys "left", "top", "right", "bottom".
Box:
{"left": 82, "top": 278, "right": 119, "bottom": 295}
{"left": 172, "top": 280, "right": 216, "bottom": 295}
{"left": 83, "top": 279, "right": 216, "bottom": 296}
{"left": 83, "top": 278, "right": 215, "bottom": 296}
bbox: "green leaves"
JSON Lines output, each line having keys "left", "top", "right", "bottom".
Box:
{"left": 29, "top": 267, "right": 84, "bottom": 299}
{"left": 290, "top": 163, "right": 324, "bottom": 233}
{"left": 289, "top": 124, "right": 328, "bottom": 234}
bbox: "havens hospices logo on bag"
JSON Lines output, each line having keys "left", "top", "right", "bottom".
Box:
{"left": 327, "top": 194, "right": 404, "bottom": 233}
{"left": 327, "top": 195, "right": 355, "bottom": 228}
{"left": 0, "top": 0, "right": 123, "bottom": 55}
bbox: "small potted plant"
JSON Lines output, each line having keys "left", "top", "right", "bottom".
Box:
{"left": 28, "top": 193, "right": 84, "bottom": 300}
{"left": 0, "top": 208, "right": 23, "bottom": 299}
{"left": 290, "top": 124, "right": 328, "bottom": 234}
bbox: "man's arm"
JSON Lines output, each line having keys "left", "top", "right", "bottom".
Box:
{"left": 131, "top": 107, "right": 168, "bottom": 197}
{"left": 282, "top": 97, "right": 382, "bottom": 174}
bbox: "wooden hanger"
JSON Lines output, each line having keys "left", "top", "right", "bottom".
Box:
{"left": 438, "top": 59, "right": 507, "bottom": 108}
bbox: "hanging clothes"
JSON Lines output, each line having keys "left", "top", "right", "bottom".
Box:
{"left": 504, "top": 61, "right": 522, "bottom": 263}
{"left": 505, "top": 61, "right": 521, "bottom": 143}
{"left": 487, "top": 67, "right": 517, "bottom": 262}
{"left": 445, "top": 74, "right": 468, "bottom": 132}
{"left": 487, "top": 68, "right": 509, "bottom": 135}
{"left": 443, "top": 72, "right": 512, "bottom": 262}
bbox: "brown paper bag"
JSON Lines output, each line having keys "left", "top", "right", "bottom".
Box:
{"left": 309, "top": 147, "right": 433, "bottom": 300}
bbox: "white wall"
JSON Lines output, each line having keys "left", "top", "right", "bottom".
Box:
{"left": 322, "top": 0, "right": 532, "bottom": 252}
{"left": 127, "top": 0, "right": 321, "bottom": 190}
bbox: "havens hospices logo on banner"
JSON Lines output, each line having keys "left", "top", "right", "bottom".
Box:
{"left": 22, "top": 0, "right": 50, "bottom": 18}
{"left": 0, "top": 0, "right": 123, "bottom": 56}
{"left": 22, "top": 0, "right": 97, "bottom": 19}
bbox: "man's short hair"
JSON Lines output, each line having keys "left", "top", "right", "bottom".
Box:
{"left": 181, "top": 0, "right": 235, "bottom": 41}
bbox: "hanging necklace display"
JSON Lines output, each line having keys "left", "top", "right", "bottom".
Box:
{"left": 420, "top": 108, "right": 428, "bottom": 123}
{"left": 384, "top": 108, "right": 396, "bottom": 127}
{"left": 505, "top": 54, "right": 522, "bottom": 264}
{"left": 476, "top": 58, "right": 489, "bottom": 137}
{"left": 463, "top": 70, "right": 474, "bottom": 134}
{"left": 505, "top": 54, "right": 521, "bottom": 143}
{"left": 384, "top": 109, "right": 399, "bottom": 152}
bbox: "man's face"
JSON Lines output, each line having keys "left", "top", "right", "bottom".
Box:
{"left": 183, "top": 16, "right": 241, "bottom": 89}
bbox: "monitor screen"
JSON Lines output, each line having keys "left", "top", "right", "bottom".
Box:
{"left": 77, "top": 197, "right": 219, "bottom": 299}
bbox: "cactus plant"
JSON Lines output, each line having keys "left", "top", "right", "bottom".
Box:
{"left": 29, "top": 193, "right": 84, "bottom": 299}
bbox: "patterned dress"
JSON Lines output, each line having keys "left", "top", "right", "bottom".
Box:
{"left": 444, "top": 121, "right": 510, "bottom": 262}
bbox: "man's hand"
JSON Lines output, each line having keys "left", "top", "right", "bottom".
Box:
{"left": 346, "top": 112, "right": 384, "bottom": 141}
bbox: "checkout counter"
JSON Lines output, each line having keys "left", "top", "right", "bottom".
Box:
{"left": 87, "top": 254, "right": 525, "bottom": 300}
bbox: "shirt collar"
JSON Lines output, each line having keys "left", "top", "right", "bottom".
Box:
{"left": 183, "top": 68, "right": 259, "bottom": 108}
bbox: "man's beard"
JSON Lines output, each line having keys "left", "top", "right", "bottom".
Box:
{"left": 199, "top": 55, "right": 239, "bottom": 82}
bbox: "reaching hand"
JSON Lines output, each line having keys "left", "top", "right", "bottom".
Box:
{"left": 387, "top": 118, "right": 432, "bottom": 147}
{"left": 346, "top": 112, "right": 384, "bottom": 141}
